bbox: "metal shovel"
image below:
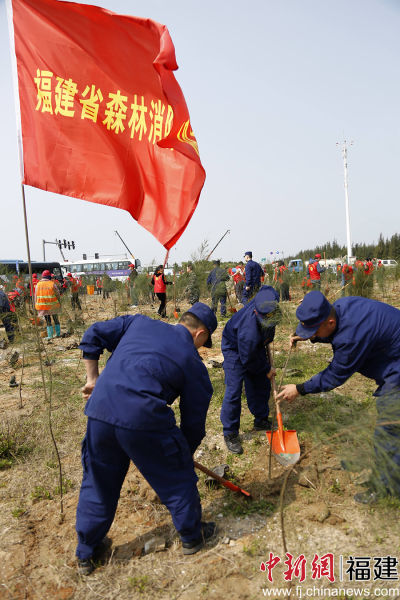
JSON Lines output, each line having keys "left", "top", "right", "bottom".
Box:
{"left": 265, "top": 346, "right": 300, "bottom": 467}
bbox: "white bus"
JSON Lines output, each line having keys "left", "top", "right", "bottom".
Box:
{"left": 60, "top": 256, "right": 141, "bottom": 281}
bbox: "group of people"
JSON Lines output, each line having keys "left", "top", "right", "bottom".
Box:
{"left": 0, "top": 269, "right": 85, "bottom": 342}
{"left": 2, "top": 253, "right": 400, "bottom": 576}
{"left": 73, "top": 261, "right": 400, "bottom": 575}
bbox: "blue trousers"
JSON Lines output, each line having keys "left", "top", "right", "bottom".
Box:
{"left": 242, "top": 284, "right": 260, "bottom": 305}
{"left": 220, "top": 358, "right": 271, "bottom": 436}
{"left": 374, "top": 391, "right": 400, "bottom": 496}
{"left": 76, "top": 419, "right": 202, "bottom": 559}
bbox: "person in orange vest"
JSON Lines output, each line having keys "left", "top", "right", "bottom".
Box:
{"left": 308, "top": 254, "right": 326, "bottom": 290}
{"left": 67, "top": 273, "right": 82, "bottom": 310}
{"left": 365, "top": 257, "right": 374, "bottom": 276}
{"left": 341, "top": 263, "right": 354, "bottom": 296}
{"left": 35, "top": 270, "right": 61, "bottom": 339}
{"left": 355, "top": 258, "right": 365, "bottom": 271}
{"left": 151, "top": 265, "right": 172, "bottom": 318}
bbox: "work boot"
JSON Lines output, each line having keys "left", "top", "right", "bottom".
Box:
{"left": 182, "top": 522, "right": 217, "bottom": 555}
{"left": 77, "top": 557, "right": 96, "bottom": 576}
{"left": 253, "top": 418, "right": 272, "bottom": 431}
{"left": 45, "top": 326, "right": 54, "bottom": 340}
{"left": 54, "top": 324, "right": 61, "bottom": 337}
{"left": 77, "top": 537, "right": 112, "bottom": 576}
{"left": 224, "top": 433, "right": 243, "bottom": 454}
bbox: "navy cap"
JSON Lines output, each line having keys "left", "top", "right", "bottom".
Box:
{"left": 254, "top": 286, "right": 280, "bottom": 315}
{"left": 244, "top": 251, "right": 252, "bottom": 258}
{"left": 295, "top": 291, "right": 332, "bottom": 339}
{"left": 187, "top": 302, "right": 218, "bottom": 348}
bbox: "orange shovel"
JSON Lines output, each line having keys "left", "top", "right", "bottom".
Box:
{"left": 265, "top": 346, "right": 300, "bottom": 467}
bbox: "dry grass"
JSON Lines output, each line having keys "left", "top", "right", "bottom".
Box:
{"left": 1, "top": 277, "right": 400, "bottom": 598}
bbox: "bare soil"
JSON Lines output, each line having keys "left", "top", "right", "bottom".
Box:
{"left": 1, "top": 287, "right": 400, "bottom": 599}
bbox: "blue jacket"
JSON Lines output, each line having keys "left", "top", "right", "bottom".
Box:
{"left": 303, "top": 297, "right": 400, "bottom": 396}
{"left": 245, "top": 260, "right": 263, "bottom": 288}
{"left": 222, "top": 293, "right": 277, "bottom": 373}
{"left": 79, "top": 315, "right": 213, "bottom": 453}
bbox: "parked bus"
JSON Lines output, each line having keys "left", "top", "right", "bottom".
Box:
{"left": 0, "top": 260, "right": 63, "bottom": 283}
{"left": 59, "top": 257, "right": 142, "bottom": 281}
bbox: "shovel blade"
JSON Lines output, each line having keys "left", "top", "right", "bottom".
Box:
{"left": 266, "top": 430, "right": 300, "bottom": 467}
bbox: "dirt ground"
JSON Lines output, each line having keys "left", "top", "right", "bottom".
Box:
{"left": 1, "top": 286, "right": 400, "bottom": 599}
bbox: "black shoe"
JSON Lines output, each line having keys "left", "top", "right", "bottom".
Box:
{"left": 77, "top": 537, "right": 112, "bottom": 576}
{"left": 77, "top": 557, "right": 96, "bottom": 576}
{"left": 9, "top": 376, "right": 18, "bottom": 388}
{"left": 182, "top": 522, "right": 217, "bottom": 555}
{"left": 354, "top": 489, "right": 379, "bottom": 505}
{"left": 224, "top": 433, "right": 243, "bottom": 454}
{"left": 253, "top": 418, "right": 272, "bottom": 431}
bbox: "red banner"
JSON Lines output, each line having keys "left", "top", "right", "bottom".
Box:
{"left": 11, "top": 0, "right": 205, "bottom": 249}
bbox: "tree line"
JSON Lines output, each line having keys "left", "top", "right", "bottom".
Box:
{"left": 288, "top": 233, "right": 400, "bottom": 262}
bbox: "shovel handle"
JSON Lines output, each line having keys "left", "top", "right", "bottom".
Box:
{"left": 194, "top": 460, "right": 251, "bottom": 497}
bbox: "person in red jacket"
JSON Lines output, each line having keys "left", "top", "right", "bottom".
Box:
{"left": 233, "top": 262, "right": 245, "bottom": 302}
{"left": 308, "top": 254, "right": 326, "bottom": 290}
{"left": 341, "top": 264, "right": 354, "bottom": 296}
{"left": 151, "top": 265, "right": 172, "bottom": 318}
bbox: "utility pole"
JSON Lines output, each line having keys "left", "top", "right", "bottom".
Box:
{"left": 337, "top": 140, "right": 353, "bottom": 263}
{"left": 206, "top": 229, "right": 230, "bottom": 261}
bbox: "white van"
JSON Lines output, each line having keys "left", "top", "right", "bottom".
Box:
{"left": 377, "top": 259, "right": 398, "bottom": 268}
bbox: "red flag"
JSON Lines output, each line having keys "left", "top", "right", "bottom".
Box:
{"left": 10, "top": 0, "right": 205, "bottom": 249}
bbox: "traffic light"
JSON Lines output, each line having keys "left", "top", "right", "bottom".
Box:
{"left": 83, "top": 254, "right": 87, "bottom": 260}
{"left": 94, "top": 253, "right": 99, "bottom": 259}
{"left": 63, "top": 239, "right": 67, "bottom": 248}
{"left": 71, "top": 241, "right": 75, "bottom": 250}
{"left": 57, "top": 240, "right": 62, "bottom": 250}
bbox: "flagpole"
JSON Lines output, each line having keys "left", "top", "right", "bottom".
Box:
{"left": 5, "top": 0, "right": 34, "bottom": 287}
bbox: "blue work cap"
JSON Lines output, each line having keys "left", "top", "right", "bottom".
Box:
{"left": 295, "top": 291, "right": 332, "bottom": 339}
{"left": 244, "top": 251, "right": 252, "bottom": 258}
{"left": 254, "top": 286, "right": 280, "bottom": 315}
{"left": 187, "top": 302, "right": 218, "bottom": 348}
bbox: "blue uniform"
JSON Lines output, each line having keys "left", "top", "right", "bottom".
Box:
{"left": 243, "top": 260, "right": 263, "bottom": 303}
{"left": 0, "top": 289, "right": 14, "bottom": 342}
{"left": 76, "top": 314, "right": 213, "bottom": 559}
{"left": 300, "top": 296, "right": 400, "bottom": 494}
{"left": 220, "top": 288, "right": 278, "bottom": 435}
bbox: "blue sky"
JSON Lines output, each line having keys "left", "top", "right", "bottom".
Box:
{"left": 1, "top": 0, "right": 399, "bottom": 266}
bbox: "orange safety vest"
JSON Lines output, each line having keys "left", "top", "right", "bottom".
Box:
{"left": 35, "top": 280, "right": 60, "bottom": 311}
{"left": 153, "top": 274, "right": 166, "bottom": 293}
{"left": 68, "top": 276, "right": 80, "bottom": 293}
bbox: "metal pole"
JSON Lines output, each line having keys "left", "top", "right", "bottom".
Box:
{"left": 341, "top": 140, "right": 353, "bottom": 262}
{"left": 43, "top": 239, "right": 46, "bottom": 261}
{"left": 114, "top": 230, "right": 135, "bottom": 260}
{"left": 206, "top": 229, "right": 230, "bottom": 261}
